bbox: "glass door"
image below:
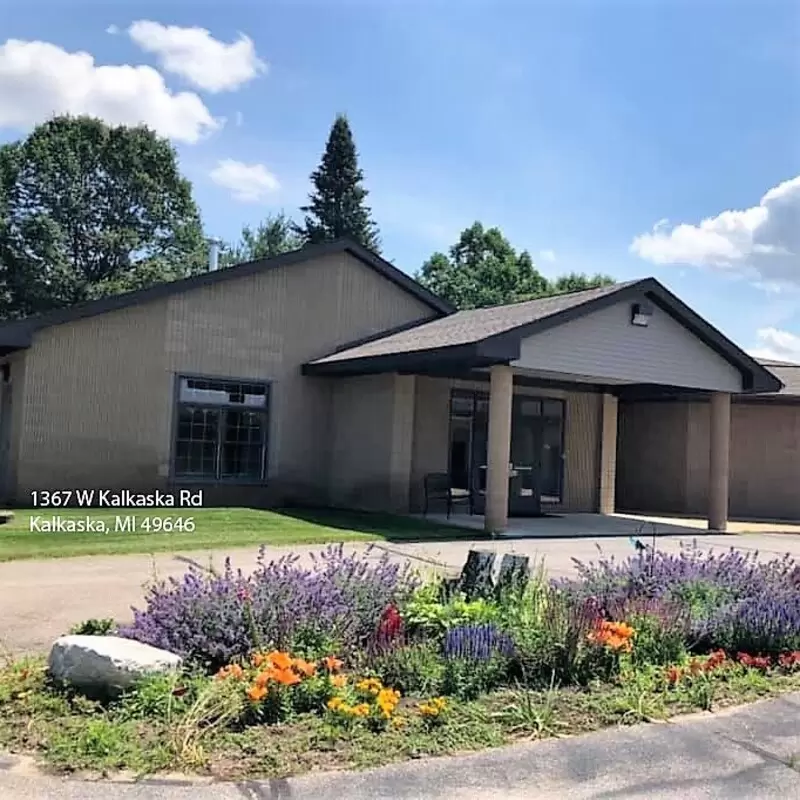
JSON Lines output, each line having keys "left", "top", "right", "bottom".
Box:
{"left": 447, "top": 390, "right": 564, "bottom": 518}
{"left": 509, "top": 397, "right": 543, "bottom": 515}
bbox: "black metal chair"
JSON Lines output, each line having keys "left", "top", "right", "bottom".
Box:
{"left": 423, "top": 472, "right": 474, "bottom": 518}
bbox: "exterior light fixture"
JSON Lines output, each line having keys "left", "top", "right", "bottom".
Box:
{"left": 631, "top": 301, "right": 653, "bottom": 327}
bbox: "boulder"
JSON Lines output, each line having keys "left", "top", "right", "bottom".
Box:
{"left": 48, "top": 635, "right": 182, "bottom": 698}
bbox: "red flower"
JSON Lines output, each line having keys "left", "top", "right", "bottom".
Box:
{"left": 778, "top": 651, "right": 800, "bottom": 669}
{"left": 738, "top": 652, "right": 771, "bottom": 671}
{"left": 377, "top": 604, "right": 404, "bottom": 642}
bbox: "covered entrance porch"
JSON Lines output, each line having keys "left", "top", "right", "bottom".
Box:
{"left": 305, "top": 278, "right": 781, "bottom": 534}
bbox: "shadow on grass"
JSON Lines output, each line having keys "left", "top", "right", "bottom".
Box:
{"left": 275, "top": 506, "right": 490, "bottom": 544}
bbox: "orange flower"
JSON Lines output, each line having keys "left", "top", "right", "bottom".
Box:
{"left": 254, "top": 669, "right": 274, "bottom": 688}
{"left": 666, "top": 666, "right": 682, "bottom": 685}
{"left": 330, "top": 674, "right": 347, "bottom": 688}
{"left": 294, "top": 659, "right": 317, "bottom": 677}
{"left": 246, "top": 685, "right": 268, "bottom": 702}
{"left": 216, "top": 663, "right": 245, "bottom": 680}
{"left": 251, "top": 652, "right": 267, "bottom": 667}
{"left": 268, "top": 651, "right": 294, "bottom": 671}
{"left": 323, "top": 655, "right": 343, "bottom": 672}
{"left": 272, "top": 668, "right": 301, "bottom": 686}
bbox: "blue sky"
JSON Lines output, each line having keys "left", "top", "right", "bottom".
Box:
{"left": 2, "top": 0, "right": 799, "bottom": 359}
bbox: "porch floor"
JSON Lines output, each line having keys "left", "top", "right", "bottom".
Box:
{"left": 417, "top": 511, "right": 800, "bottom": 538}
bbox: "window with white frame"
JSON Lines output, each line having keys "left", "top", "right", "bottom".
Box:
{"left": 172, "top": 376, "right": 269, "bottom": 482}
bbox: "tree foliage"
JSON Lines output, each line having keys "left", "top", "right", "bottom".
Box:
{"left": 295, "top": 114, "right": 380, "bottom": 251}
{"left": 417, "top": 222, "right": 615, "bottom": 309}
{"left": 220, "top": 212, "right": 302, "bottom": 267}
{"left": 0, "top": 116, "right": 205, "bottom": 319}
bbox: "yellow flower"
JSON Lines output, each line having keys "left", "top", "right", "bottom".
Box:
{"left": 330, "top": 675, "right": 347, "bottom": 688}
{"left": 392, "top": 717, "right": 407, "bottom": 728}
{"left": 352, "top": 703, "right": 371, "bottom": 717}
{"left": 356, "top": 677, "right": 383, "bottom": 695}
{"left": 326, "top": 697, "right": 344, "bottom": 711}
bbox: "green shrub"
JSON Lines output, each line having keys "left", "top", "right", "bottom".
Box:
{"left": 628, "top": 613, "right": 687, "bottom": 667}
{"left": 441, "top": 656, "right": 508, "bottom": 700}
{"left": 69, "top": 618, "right": 116, "bottom": 636}
{"left": 403, "top": 583, "right": 499, "bottom": 636}
{"left": 116, "top": 671, "right": 206, "bottom": 722}
{"left": 369, "top": 642, "right": 445, "bottom": 695}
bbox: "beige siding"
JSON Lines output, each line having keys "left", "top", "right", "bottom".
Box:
{"left": 11, "top": 252, "right": 436, "bottom": 504}
{"left": 515, "top": 297, "right": 743, "bottom": 392}
{"left": 560, "top": 390, "right": 602, "bottom": 512}
{"left": 328, "top": 374, "right": 415, "bottom": 511}
{"left": 617, "top": 399, "right": 800, "bottom": 522}
{"left": 616, "top": 400, "right": 690, "bottom": 514}
{"left": 409, "top": 376, "right": 602, "bottom": 514}
{"left": 17, "top": 300, "right": 170, "bottom": 495}
{"left": 729, "top": 403, "right": 800, "bottom": 520}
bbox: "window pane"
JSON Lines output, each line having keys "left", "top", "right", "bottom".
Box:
{"left": 541, "top": 416, "right": 563, "bottom": 501}
{"left": 220, "top": 410, "right": 266, "bottom": 479}
{"left": 450, "top": 392, "right": 474, "bottom": 417}
{"left": 179, "top": 377, "right": 267, "bottom": 407}
{"left": 542, "top": 400, "right": 563, "bottom": 419}
{"left": 174, "top": 407, "right": 219, "bottom": 478}
{"left": 519, "top": 399, "right": 542, "bottom": 417}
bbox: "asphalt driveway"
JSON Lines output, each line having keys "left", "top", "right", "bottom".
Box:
{"left": 2, "top": 530, "right": 800, "bottom": 655}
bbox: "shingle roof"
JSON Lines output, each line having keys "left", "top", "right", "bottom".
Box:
{"left": 312, "top": 280, "right": 640, "bottom": 364}
{"left": 758, "top": 360, "right": 800, "bottom": 396}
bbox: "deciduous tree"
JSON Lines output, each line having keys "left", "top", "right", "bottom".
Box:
{"left": 0, "top": 116, "right": 205, "bottom": 318}
{"left": 417, "top": 222, "right": 614, "bottom": 309}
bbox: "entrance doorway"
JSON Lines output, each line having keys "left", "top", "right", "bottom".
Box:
{"left": 447, "top": 389, "right": 564, "bottom": 516}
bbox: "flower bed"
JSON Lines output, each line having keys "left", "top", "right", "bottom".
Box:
{"left": 1, "top": 541, "right": 800, "bottom": 779}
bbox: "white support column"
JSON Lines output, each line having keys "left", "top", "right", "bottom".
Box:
{"left": 708, "top": 391, "right": 731, "bottom": 532}
{"left": 484, "top": 365, "right": 513, "bottom": 534}
{"left": 599, "top": 392, "right": 618, "bottom": 515}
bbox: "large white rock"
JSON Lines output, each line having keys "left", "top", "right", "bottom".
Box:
{"left": 48, "top": 635, "right": 182, "bottom": 697}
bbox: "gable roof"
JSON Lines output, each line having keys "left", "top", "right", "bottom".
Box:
{"left": 305, "top": 277, "right": 782, "bottom": 394}
{"left": 0, "top": 239, "right": 454, "bottom": 354}
{"left": 758, "top": 359, "right": 800, "bottom": 397}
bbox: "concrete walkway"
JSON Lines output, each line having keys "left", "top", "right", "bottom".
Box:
{"left": 3, "top": 531, "right": 800, "bottom": 655}
{"left": 423, "top": 511, "right": 800, "bottom": 538}
{"left": 1, "top": 693, "right": 798, "bottom": 798}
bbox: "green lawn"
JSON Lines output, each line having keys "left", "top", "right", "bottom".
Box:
{"left": 0, "top": 506, "right": 483, "bottom": 562}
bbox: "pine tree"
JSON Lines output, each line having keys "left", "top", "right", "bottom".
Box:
{"left": 297, "top": 114, "right": 381, "bottom": 252}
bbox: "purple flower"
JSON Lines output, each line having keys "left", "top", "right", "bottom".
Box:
{"left": 443, "top": 624, "right": 515, "bottom": 661}
{"left": 118, "top": 544, "right": 419, "bottom": 669}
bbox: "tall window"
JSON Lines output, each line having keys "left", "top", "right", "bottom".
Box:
{"left": 172, "top": 376, "right": 269, "bottom": 482}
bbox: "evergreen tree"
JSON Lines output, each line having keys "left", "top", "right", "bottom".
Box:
{"left": 296, "top": 114, "right": 380, "bottom": 252}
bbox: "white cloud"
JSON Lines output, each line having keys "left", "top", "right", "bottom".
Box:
{"left": 631, "top": 175, "right": 800, "bottom": 289}
{"left": 748, "top": 327, "right": 800, "bottom": 363}
{"left": 106, "top": 25, "right": 120, "bottom": 36}
{"left": 210, "top": 159, "right": 280, "bottom": 202}
{"left": 128, "top": 21, "right": 266, "bottom": 93}
{"left": 539, "top": 249, "right": 557, "bottom": 263}
{"left": 0, "top": 39, "right": 220, "bottom": 143}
